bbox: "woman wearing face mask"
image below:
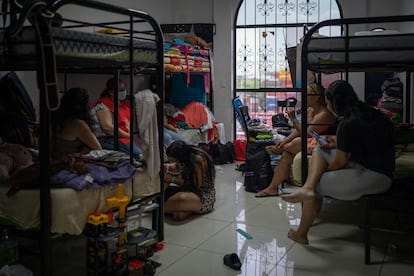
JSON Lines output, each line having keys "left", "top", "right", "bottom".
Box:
{"left": 90, "top": 78, "right": 143, "bottom": 160}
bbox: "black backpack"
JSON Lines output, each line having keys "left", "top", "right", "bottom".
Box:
{"left": 210, "top": 141, "right": 235, "bottom": 165}
{"left": 243, "top": 141, "right": 274, "bottom": 193}
{"left": 0, "top": 71, "right": 36, "bottom": 147}
{"left": 382, "top": 78, "right": 403, "bottom": 99}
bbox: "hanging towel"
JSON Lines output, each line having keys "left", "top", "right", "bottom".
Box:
{"left": 134, "top": 89, "right": 160, "bottom": 182}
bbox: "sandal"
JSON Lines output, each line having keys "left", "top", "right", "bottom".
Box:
{"left": 255, "top": 190, "right": 278, "bottom": 198}
{"left": 223, "top": 253, "right": 242, "bottom": 270}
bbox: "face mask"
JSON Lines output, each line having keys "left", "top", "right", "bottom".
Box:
{"left": 118, "top": 90, "right": 127, "bottom": 101}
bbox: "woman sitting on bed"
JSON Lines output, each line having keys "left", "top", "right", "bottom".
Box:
{"left": 90, "top": 78, "right": 143, "bottom": 161}
{"left": 163, "top": 141, "right": 216, "bottom": 221}
{"left": 255, "top": 82, "right": 337, "bottom": 197}
{"left": 164, "top": 103, "right": 188, "bottom": 147}
{"left": 281, "top": 80, "right": 394, "bottom": 244}
{"left": 52, "top": 87, "right": 102, "bottom": 161}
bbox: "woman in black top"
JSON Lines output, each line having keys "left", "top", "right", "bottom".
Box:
{"left": 282, "top": 80, "right": 394, "bottom": 244}
{"left": 163, "top": 141, "right": 216, "bottom": 221}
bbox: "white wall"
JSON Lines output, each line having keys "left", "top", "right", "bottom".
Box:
{"left": 95, "top": 0, "right": 214, "bottom": 24}
{"left": 212, "top": 0, "right": 240, "bottom": 141}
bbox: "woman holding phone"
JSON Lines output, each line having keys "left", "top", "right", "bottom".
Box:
{"left": 282, "top": 80, "right": 394, "bottom": 244}
{"left": 255, "top": 82, "right": 336, "bottom": 197}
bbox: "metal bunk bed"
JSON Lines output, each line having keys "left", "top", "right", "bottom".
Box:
{"left": 300, "top": 15, "right": 414, "bottom": 264}
{"left": 0, "top": 0, "right": 165, "bottom": 274}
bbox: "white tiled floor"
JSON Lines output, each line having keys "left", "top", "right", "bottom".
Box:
{"left": 146, "top": 163, "right": 414, "bottom": 276}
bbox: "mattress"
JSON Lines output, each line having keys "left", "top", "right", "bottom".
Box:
{"left": 1, "top": 27, "right": 158, "bottom": 68}
{"left": 292, "top": 151, "right": 414, "bottom": 185}
{"left": 306, "top": 33, "right": 414, "bottom": 71}
{"left": 0, "top": 169, "right": 160, "bottom": 235}
{"left": 291, "top": 152, "right": 311, "bottom": 186}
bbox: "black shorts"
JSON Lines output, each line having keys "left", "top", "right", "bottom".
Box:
{"left": 164, "top": 185, "right": 182, "bottom": 201}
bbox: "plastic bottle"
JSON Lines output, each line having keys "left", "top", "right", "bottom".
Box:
{"left": 0, "top": 229, "right": 18, "bottom": 268}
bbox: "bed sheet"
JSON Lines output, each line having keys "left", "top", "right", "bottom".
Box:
{"left": 0, "top": 169, "right": 160, "bottom": 235}
{"left": 1, "top": 27, "right": 158, "bottom": 66}
{"left": 178, "top": 129, "right": 208, "bottom": 145}
{"left": 306, "top": 34, "right": 414, "bottom": 69}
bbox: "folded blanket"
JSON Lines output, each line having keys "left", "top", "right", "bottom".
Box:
{"left": 50, "top": 160, "right": 136, "bottom": 191}
{"left": 6, "top": 160, "right": 136, "bottom": 196}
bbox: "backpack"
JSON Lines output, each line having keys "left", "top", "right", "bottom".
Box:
{"left": 271, "top": 113, "right": 289, "bottom": 128}
{"left": 243, "top": 141, "right": 274, "bottom": 193}
{"left": 0, "top": 71, "right": 36, "bottom": 147}
{"left": 382, "top": 78, "right": 403, "bottom": 99}
{"left": 210, "top": 141, "right": 235, "bottom": 165}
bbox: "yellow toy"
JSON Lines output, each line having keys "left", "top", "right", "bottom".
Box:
{"left": 88, "top": 212, "right": 109, "bottom": 226}
{"left": 106, "top": 184, "right": 130, "bottom": 246}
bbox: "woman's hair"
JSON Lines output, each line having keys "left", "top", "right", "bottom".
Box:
{"left": 166, "top": 141, "right": 215, "bottom": 190}
{"left": 325, "top": 79, "right": 393, "bottom": 132}
{"left": 309, "top": 82, "right": 326, "bottom": 106}
{"left": 52, "top": 87, "right": 90, "bottom": 132}
{"left": 100, "top": 78, "right": 125, "bottom": 98}
{"left": 325, "top": 80, "right": 360, "bottom": 117}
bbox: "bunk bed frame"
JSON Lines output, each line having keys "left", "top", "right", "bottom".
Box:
{"left": 300, "top": 15, "right": 414, "bottom": 264}
{"left": 0, "top": 0, "right": 165, "bottom": 274}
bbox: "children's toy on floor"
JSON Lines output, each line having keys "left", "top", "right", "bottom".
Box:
{"left": 86, "top": 184, "right": 130, "bottom": 276}
{"left": 85, "top": 184, "right": 159, "bottom": 276}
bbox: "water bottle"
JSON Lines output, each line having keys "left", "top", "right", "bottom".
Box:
{"left": 0, "top": 229, "right": 18, "bottom": 267}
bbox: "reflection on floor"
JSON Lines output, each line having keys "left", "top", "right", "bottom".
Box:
{"left": 16, "top": 164, "right": 414, "bottom": 275}
{"left": 154, "top": 164, "right": 414, "bottom": 276}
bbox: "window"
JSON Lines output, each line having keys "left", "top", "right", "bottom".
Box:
{"left": 234, "top": 0, "right": 342, "bottom": 139}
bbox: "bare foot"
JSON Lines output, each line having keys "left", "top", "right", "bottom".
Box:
{"left": 265, "top": 145, "right": 282, "bottom": 155}
{"left": 288, "top": 229, "right": 309, "bottom": 244}
{"left": 255, "top": 188, "right": 279, "bottom": 198}
{"left": 172, "top": 211, "right": 192, "bottom": 221}
{"left": 281, "top": 187, "right": 315, "bottom": 203}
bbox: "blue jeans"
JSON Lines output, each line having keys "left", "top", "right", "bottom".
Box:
{"left": 164, "top": 128, "right": 187, "bottom": 147}
{"left": 99, "top": 137, "right": 143, "bottom": 160}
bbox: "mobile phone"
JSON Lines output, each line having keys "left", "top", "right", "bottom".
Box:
{"left": 309, "top": 130, "right": 329, "bottom": 145}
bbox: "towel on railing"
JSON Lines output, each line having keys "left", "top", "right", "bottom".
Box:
{"left": 133, "top": 89, "right": 161, "bottom": 182}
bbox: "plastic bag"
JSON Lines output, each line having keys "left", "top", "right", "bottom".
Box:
{"left": 0, "top": 265, "right": 33, "bottom": 276}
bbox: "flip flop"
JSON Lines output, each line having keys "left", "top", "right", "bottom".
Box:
{"left": 255, "top": 191, "right": 278, "bottom": 198}
{"left": 223, "top": 253, "right": 242, "bottom": 270}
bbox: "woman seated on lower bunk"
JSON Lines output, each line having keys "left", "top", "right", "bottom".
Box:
{"left": 255, "top": 82, "right": 337, "bottom": 197}
{"left": 163, "top": 141, "right": 216, "bottom": 221}
{"left": 164, "top": 103, "right": 188, "bottom": 147}
{"left": 90, "top": 77, "right": 143, "bottom": 161}
{"left": 282, "top": 80, "right": 394, "bottom": 245}
{"left": 52, "top": 87, "right": 102, "bottom": 161}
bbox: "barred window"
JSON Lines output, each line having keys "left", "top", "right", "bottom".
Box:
{"left": 235, "top": 0, "right": 341, "bottom": 139}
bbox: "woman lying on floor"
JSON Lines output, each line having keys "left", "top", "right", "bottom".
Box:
{"left": 282, "top": 80, "right": 394, "bottom": 244}
{"left": 163, "top": 141, "right": 216, "bottom": 221}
